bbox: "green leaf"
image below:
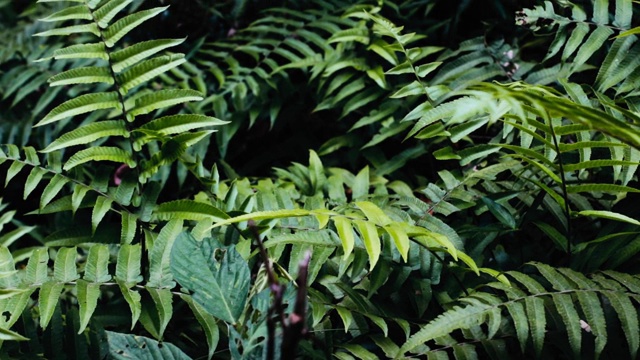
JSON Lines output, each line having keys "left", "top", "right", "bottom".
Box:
{"left": 602, "top": 291, "right": 639, "bottom": 358}
{"left": 104, "top": 7, "right": 169, "bottom": 47}
{"left": 94, "top": 0, "right": 134, "bottom": 28}
{"left": 117, "top": 54, "right": 186, "bottom": 95}
{"left": 53, "top": 247, "right": 79, "bottom": 283}
{"left": 106, "top": 331, "right": 191, "bottom": 359}
{"left": 40, "top": 174, "right": 68, "bottom": 209}
{"left": 5, "top": 161, "right": 26, "bottom": 187}
{"left": 25, "top": 248, "right": 49, "bottom": 285}
{"left": 353, "top": 220, "right": 381, "bottom": 271}
{"left": 64, "top": 146, "right": 136, "bottom": 171}
{"left": 111, "top": 38, "right": 186, "bottom": 73}
{"left": 0, "top": 327, "right": 28, "bottom": 341}
{"left": 146, "top": 287, "right": 173, "bottom": 339}
{"left": 39, "top": 281, "right": 65, "bottom": 329}
{"left": 356, "top": 201, "right": 392, "bottom": 226}
{"left": 120, "top": 212, "right": 138, "bottom": 245}
{"left": 116, "top": 244, "right": 142, "bottom": 285}
{"left": 352, "top": 166, "right": 370, "bottom": 201}
{"left": 51, "top": 43, "right": 108, "bottom": 60}
{"left": 35, "top": 92, "right": 120, "bottom": 127}
{"left": 129, "top": 90, "right": 204, "bottom": 118}
{"left": 153, "top": 200, "right": 228, "bottom": 222}
{"left": 334, "top": 217, "right": 355, "bottom": 260}
{"left": 481, "top": 197, "right": 516, "bottom": 229}
{"left": 180, "top": 294, "right": 219, "bottom": 360}
{"left": 117, "top": 280, "right": 142, "bottom": 330}
{"left": 92, "top": 197, "right": 113, "bottom": 235}
{"left": 48, "top": 67, "right": 113, "bottom": 87}
{"left": 211, "top": 208, "right": 310, "bottom": 228}
{"left": 24, "top": 167, "right": 47, "bottom": 200}
{"left": 384, "top": 223, "right": 410, "bottom": 262}
{"left": 43, "top": 120, "right": 129, "bottom": 153}
{"left": 576, "top": 210, "right": 640, "bottom": 226}
{"left": 77, "top": 279, "right": 101, "bottom": 333}
{"left": 34, "top": 23, "right": 99, "bottom": 37}
{"left": 148, "top": 220, "right": 183, "bottom": 289}
{"left": 84, "top": 244, "right": 111, "bottom": 283}
{"left": 171, "top": 233, "right": 250, "bottom": 324}
{"left": 40, "top": 5, "right": 91, "bottom": 22}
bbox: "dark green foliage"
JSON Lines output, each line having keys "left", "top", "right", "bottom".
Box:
{"left": 0, "top": 0, "right": 639, "bottom": 359}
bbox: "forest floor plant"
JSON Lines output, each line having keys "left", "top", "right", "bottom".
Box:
{"left": 0, "top": 0, "right": 639, "bottom": 359}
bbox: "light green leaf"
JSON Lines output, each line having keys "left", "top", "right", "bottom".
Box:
{"left": 211, "top": 209, "right": 310, "bottom": 228}
{"left": 77, "top": 279, "right": 101, "bottom": 333}
{"left": 352, "top": 166, "right": 369, "bottom": 201}
{"left": 117, "top": 54, "right": 186, "bottom": 95}
{"left": 117, "top": 280, "right": 142, "bottom": 330}
{"left": 43, "top": 120, "right": 129, "bottom": 153}
{"left": 121, "top": 212, "right": 138, "bottom": 245}
{"left": 146, "top": 287, "right": 173, "bottom": 339}
{"left": 111, "top": 38, "right": 186, "bottom": 73}
{"left": 129, "top": 90, "right": 203, "bottom": 118}
{"left": 23, "top": 167, "right": 47, "bottom": 200}
{"left": 384, "top": 223, "right": 410, "bottom": 262}
{"left": 92, "top": 197, "right": 113, "bottom": 234}
{"left": 24, "top": 248, "right": 49, "bottom": 285}
{"left": 116, "top": 244, "right": 142, "bottom": 285}
{"left": 34, "top": 23, "right": 99, "bottom": 37}
{"left": 148, "top": 220, "right": 183, "bottom": 289}
{"left": 0, "top": 327, "right": 28, "bottom": 341}
{"left": 35, "top": 92, "right": 120, "bottom": 127}
{"left": 104, "top": 7, "right": 169, "bottom": 47}
{"left": 38, "top": 281, "right": 65, "bottom": 329}
{"left": 353, "top": 220, "right": 381, "bottom": 270}
{"left": 51, "top": 43, "right": 108, "bottom": 61}
{"left": 334, "top": 217, "right": 355, "bottom": 260}
{"left": 153, "top": 200, "right": 228, "bottom": 222}
{"left": 84, "top": 244, "right": 111, "bottom": 283}
{"left": 577, "top": 210, "right": 640, "bottom": 226}
{"left": 64, "top": 146, "right": 136, "bottom": 171}
{"left": 48, "top": 66, "right": 113, "bottom": 87}
{"left": 94, "top": 0, "right": 134, "bottom": 28}
{"left": 40, "top": 5, "right": 91, "bottom": 22}
{"left": 356, "top": 201, "right": 392, "bottom": 226}
{"left": 53, "top": 247, "right": 78, "bottom": 283}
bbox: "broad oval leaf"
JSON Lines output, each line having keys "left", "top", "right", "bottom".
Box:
{"left": 171, "top": 233, "right": 251, "bottom": 324}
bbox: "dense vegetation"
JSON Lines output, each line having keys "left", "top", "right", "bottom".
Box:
{"left": 0, "top": 0, "right": 639, "bottom": 358}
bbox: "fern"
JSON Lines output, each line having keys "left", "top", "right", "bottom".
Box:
{"left": 396, "top": 262, "right": 640, "bottom": 359}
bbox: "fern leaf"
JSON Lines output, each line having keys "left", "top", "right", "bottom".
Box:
{"left": 48, "top": 66, "right": 113, "bottom": 87}
{"left": 25, "top": 248, "right": 49, "bottom": 285}
{"left": 152, "top": 200, "right": 228, "bottom": 222}
{"left": 104, "top": 7, "right": 169, "bottom": 47}
{"left": 35, "top": 92, "right": 120, "bottom": 127}
{"left": 34, "top": 23, "right": 100, "bottom": 37}
{"left": 601, "top": 291, "right": 639, "bottom": 358}
{"left": 72, "top": 185, "right": 91, "bottom": 215}
{"left": 353, "top": 219, "right": 381, "bottom": 271}
{"left": 63, "top": 146, "right": 136, "bottom": 171}
{"left": 180, "top": 294, "right": 219, "bottom": 360}
{"left": 572, "top": 26, "right": 613, "bottom": 70}
{"left": 397, "top": 303, "right": 491, "bottom": 357}
{"left": 525, "top": 296, "right": 546, "bottom": 358}
{"left": 111, "top": 38, "right": 186, "bottom": 73}
{"left": 334, "top": 216, "right": 355, "bottom": 260}
{"left": 211, "top": 209, "right": 310, "bottom": 228}
{"left": 566, "top": 183, "right": 640, "bottom": 194}
{"left": 53, "top": 247, "right": 79, "bottom": 283}
{"left": 614, "top": 0, "right": 633, "bottom": 28}
{"left": 384, "top": 223, "right": 410, "bottom": 262}
{"left": 40, "top": 174, "right": 69, "bottom": 209}
{"left": 595, "top": 37, "right": 635, "bottom": 91}
{"left": 51, "top": 43, "right": 108, "bottom": 60}
{"left": 76, "top": 279, "right": 101, "bottom": 333}
{"left": 505, "top": 301, "right": 529, "bottom": 353}
{"left": 84, "top": 244, "right": 111, "bottom": 283}
{"left": 129, "top": 89, "right": 203, "bottom": 118}
{"left": 4, "top": 161, "right": 26, "bottom": 187}
{"left": 117, "top": 54, "right": 186, "bottom": 95}
{"left": 39, "top": 281, "right": 65, "bottom": 329}
{"left": 147, "top": 219, "right": 183, "bottom": 289}
{"left": 117, "top": 280, "right": 142, "bottom": 330}
{"left": 24, "top": 167, "right": 47, "bottom": 200}
{"left": 593, "top": 0, "right": 609, "bottom": 25}
{"left": 562, "top": 23, "right": 590, "bottom": 61}
{"left": 116, "top": 244, "right": 142, "bottom": 286}
{"left": 94, "top": 0, "right": 135, "bottom": 28}
{"left": 146, "top": 287, "right": 173, "bottom": 338}
{"left": 552, "top": 293, "right": 582, "bottom": 359}
{"left": 40, "top": 5, "right": 92, "bottom": 23}
{"left": 92, "top": 197, "right": 113, "bottom": 235}
{"left": 42, "top": 120, "right": 129, "bottom": 153}
{"left": 120, "top": 212, "right": 137, "bottom": 245}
